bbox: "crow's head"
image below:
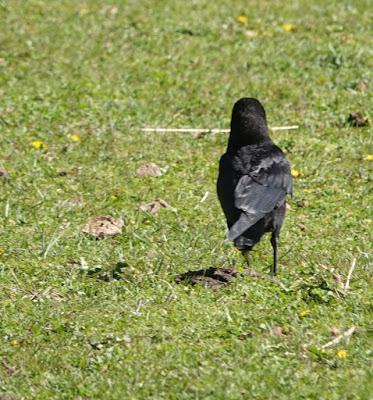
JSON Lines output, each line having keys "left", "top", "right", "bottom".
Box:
{"left": 229, "top": 98, "right": 269, "bottom": 148}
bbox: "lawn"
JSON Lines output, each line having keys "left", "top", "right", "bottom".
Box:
{"left": 0, "top": 0, "right": 372, "bottom": 399}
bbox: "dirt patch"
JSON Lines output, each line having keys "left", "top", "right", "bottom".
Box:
{"left": 176, "top": 266, "right": 262, "bottom": 289}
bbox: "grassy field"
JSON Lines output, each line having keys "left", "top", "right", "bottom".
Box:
{"left": 0, "top": 0, "right": 372, "bottom": 398}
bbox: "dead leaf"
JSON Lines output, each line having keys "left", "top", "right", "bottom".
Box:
{"left": 297, "top": 223, "right": 306, "bottom": 231}
{"left": 82, "top": 216, "right": 124, "bottom": 239}
{"left": 330, "top": 327, "right": 341, "bottom": 337}
{"left": 238, "top": 332, "right": 253, "bottom": 340}
{"left": 270, "top": 326, "right": 285, "bottom": 336}
{"left": 347, "top": 113, "right": 369, "bottom": 127}
{"left": 1, "top": 361, "right": 17, "bottom": 376}
{"left": 57, "top": 166, "right": 81, "bottom": 177}
{"left": 192, "top": 131, "right": 208, "bottom": 138}
{"left": 296, "top": 199, "right": 308, "bottom": 208}
{"left": 245, "top": 30, "right": 258, "bottom": 38}
{"left": 101, "top": 5, "right": 118, "bottom": 16}
{"left": 140, "top": 199, "right": 173, "bottom": 215}
{"left": 136, "top": 163, "right": 162, "bottom": 177}
{"left": 332, "top": 273, "right": 344, "bottom": 289}
{"left": 0, "top": 169, "right": 9, "bottom": 178}
{"left": 355, "top": 80, "right": 368, "bottom": 93}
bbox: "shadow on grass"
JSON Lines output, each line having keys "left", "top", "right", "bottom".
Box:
{"left": 88, "top": 261, "right": 130, "bottom": 282}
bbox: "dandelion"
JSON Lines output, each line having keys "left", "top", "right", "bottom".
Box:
{"left": 237, "top": 15, "right": 248, "bottom": 24}
{"left": 283, "top": 23, "right": 296, "bottom": 32}
{"left": 298, "top": 309, "right": 311, "bottom": 318}
{"left": 31, "top": 140, "right": 46, "bottom": 149}
{"left": 291, "top": 168, "right": 302, "bottom": 178}
{"left": 67, "top": 133, "right": 81, "bottom": 142}
{"left": 336, "top": 350, "right": 348, "bottom": 359}
{"left": 364, "top": 154, "right": 373, "bottom": 161}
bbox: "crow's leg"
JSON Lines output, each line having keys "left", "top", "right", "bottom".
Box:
{"left": 270, "top": 233, "right": 278, "bottom": 276}
{"left": 242, "top": 249, "right": 261, "bottom": 276}
{"left": 241, "top": 250, "right": 250, "bottom": 268}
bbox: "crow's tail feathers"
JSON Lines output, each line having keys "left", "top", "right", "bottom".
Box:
{"left": 227, "top": 212, "right": 264, "bottom": 242}
{"left": 233, "top": 236, "right": 255, "bottom": 251}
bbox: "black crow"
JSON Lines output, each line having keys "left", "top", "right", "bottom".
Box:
{"left": 217, "top": 98, "right": 292, "bottom": 275}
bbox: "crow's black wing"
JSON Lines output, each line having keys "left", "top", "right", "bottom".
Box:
{"left": 227, "top": 153, "right": 292, "bottom": 241}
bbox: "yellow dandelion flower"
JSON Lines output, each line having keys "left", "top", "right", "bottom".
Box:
{"left": 31, "top": 140, "right": 46, "bottom": 150}
{"left": 0, "top": 247, "right": 4, "bottom": 256}
{"left": 291, "top": 168, "right": 302, "bottom": 178}
{"left": 283, "top": 23, "right": 296, "bottom": 32}
{"left": 364, "top": 154, "right": 373, "bottom": 161}
{"left": 237, "top": 15, "right": 248, "bottom": 24}
{"left": 336, "top": 350, "right": 348, "bottom": 359}
{"left": 67, "top": 133, "right": 81, "bottom": 142}
{"left": 298, "top": 309, "right": 311, "bottom": 317}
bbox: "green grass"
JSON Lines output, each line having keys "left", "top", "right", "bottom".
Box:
{"left": 0, "top": 0, "right": 372, "bottom": 398}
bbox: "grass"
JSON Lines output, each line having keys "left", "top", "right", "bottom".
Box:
{"left": 0, "top": 0, "right": 372, "bottom": 398}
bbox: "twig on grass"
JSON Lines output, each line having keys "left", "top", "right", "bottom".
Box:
{"left": 141, "top": 126, "right": 299, "bottom": 134}
{"left": 320, "top": 326, "right": 356, "bottom": 349}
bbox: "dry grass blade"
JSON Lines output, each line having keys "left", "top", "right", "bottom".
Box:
{"left": 343, "top": 258, "right": 357, "bottom": 295}
{"left": 141, "top": 126, "right": 299, "bottom": 133}
{"left": 320, "top": 326, "right": 356, "bottom": 349}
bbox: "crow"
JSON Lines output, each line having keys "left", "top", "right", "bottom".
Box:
{"left": 217, "top": 98, "right": 292, "bottom": 275}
